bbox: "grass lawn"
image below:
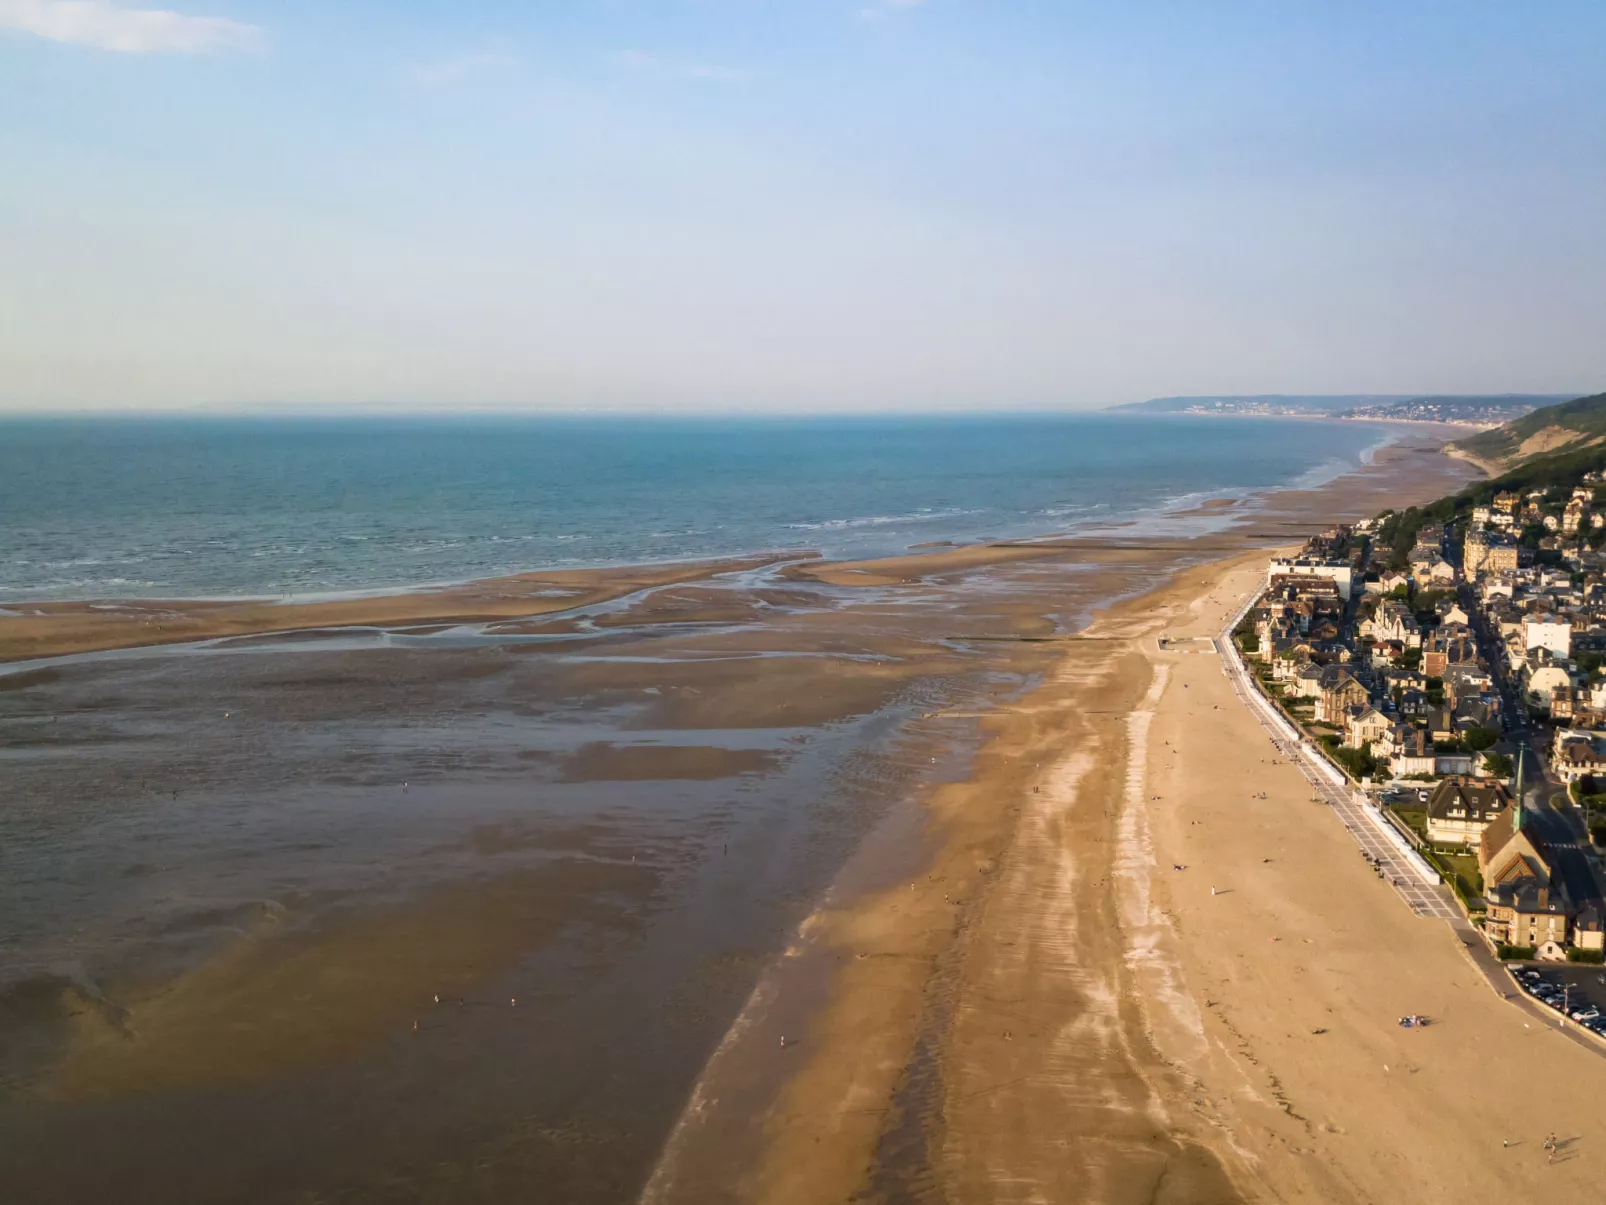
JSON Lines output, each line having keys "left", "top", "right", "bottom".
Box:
{"left": 1435, "top": 850, "right": 1485, "bottom": 903}
{"left": 1391, "top": 804, "right": 1429, "bottom": 841}
{"left": 1387, "top": 804, "right": 1485, "bottom": 905}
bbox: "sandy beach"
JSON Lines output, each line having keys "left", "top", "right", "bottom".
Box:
{"left": 3, "top": 426, "right": 1554, "bottom": 1204}
{"left": 640, "top": 432, "right": 1605, "bottom": 1203}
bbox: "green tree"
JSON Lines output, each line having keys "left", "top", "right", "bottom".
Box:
{"left": 1483, "top": 751, "right": 1514, "bottom": 779}
{"left": 1464, "top": 726, "right": 1500, "bottom": 752}
{"left": 1331, "top": 743, "right": 1377, "bottom": 780}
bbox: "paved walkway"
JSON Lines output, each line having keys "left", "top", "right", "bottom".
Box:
{"left": 1214, "top": 602, "right": 1462, "bottom": 922}
{"left": 1210, "top": 585, "right": 1606, "bottom": 1057}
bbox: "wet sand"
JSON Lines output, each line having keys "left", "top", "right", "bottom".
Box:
{"left": 0, "top": 553, "right": 805, "bottom": 663}
{"left": 0, "top": 521, "right": 1113, "bottom": 1203}
{"left": 637, "top": 432, "right": 1481, "bottom": 1205}
{"left": 0, "top": 428, "right": 1491, "bottom": 1203}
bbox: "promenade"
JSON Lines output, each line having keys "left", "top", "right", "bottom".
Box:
{"left": 1214, "top": 579, "right": 1606, "bottom": 1058}
{"left": 1214, "top": 594, "right": 1462, "bottom": 921}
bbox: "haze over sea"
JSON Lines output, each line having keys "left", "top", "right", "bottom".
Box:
{"left": 1, "top": 413, "right": 1394, "bottom": 601}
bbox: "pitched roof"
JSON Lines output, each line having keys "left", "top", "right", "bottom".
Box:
{"left": 1489, "top": 877, "right": 1570, "bottom": 915}
{"left": 1479, "top": 806, "right": 1560, "bottom": 884}
{"left": 1557, "top": 738, "right": 1604, "bottom": 767}
{"left": 1426, "top": 777, "right": 1510, "bottom": 825}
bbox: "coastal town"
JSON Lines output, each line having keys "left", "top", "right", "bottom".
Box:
{"left": 1237, "top": 469, "right": 1606, "bottom": 1036}
{"left": 1126, "top": 394, "right": 1563, "bottom": 424}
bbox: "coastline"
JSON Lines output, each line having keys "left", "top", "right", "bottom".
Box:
{"left": 1444, "top": 444, "right": 1506, "bottom": 478}
{"left": 634, "top": 434, "right": 1492, "bottom": 1202}
{"left": 668, "top": 448, "right": 1606, "bottom": 1204}
{"left": 0, "top": 428, "right": 1522, "bottom": 1204}
{"left": 1, "top": 424, "right": 1443, "bottom": 668}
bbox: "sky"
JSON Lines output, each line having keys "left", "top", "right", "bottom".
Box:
{"left": 1, "top": 1, "right": 1603, "bottom": 413}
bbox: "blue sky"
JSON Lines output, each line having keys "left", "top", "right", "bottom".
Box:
{"left": 1, "top": 1, "right": 1603, "bottom": 412}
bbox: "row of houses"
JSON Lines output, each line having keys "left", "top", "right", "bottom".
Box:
{"left": 1407, "top": 481, "right": 1606, "bottom": 957}
{"left": 1392, "top": 768, "right": 1604, "bottom": 957}
{"left": 1254, "top": 529, "right": 1506, "bottom": 780}
{"left": 1458, "top": 484, "right": 1606, "bottom": 725}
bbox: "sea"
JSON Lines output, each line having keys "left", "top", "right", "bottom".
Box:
{"left": 0, "top": 412, "right": 1396, "bottom": 601}
{"left": 0, "top": 409, "right": 1426, "bottom": 1204}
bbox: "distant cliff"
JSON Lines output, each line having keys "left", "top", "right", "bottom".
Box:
{"left": 1449, "top": 392, "right": 1606, "bottom": 473}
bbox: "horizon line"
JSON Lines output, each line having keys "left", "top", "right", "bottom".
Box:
{"left": 0, "top": 391, "right": 1587, "bottom": 421}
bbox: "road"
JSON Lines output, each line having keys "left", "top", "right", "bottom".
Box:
{"left": 1455, "top": 583, "right": 1606, "bottom": 915}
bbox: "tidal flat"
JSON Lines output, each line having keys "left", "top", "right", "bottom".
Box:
{"left": 0, "top": 431, "right": 1474, "bottom": 1204}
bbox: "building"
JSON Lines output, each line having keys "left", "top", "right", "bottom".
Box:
{"left": 1266, "top": 575, "right": 1344, "bottom": 605}
{"left": 1288, "top": 661, "right": 1325, "bottom": 699}
{"left": 1524, "top": 654, "right": 1573, "bottom": 708}
{"left": 1314, "top": 668, "right": 1370, "bottom": 725}
{"left": 1575, "top": 905, "right": 1606, "bottom": 954}
{"left": 1524, "top": 615, "right": 1572, "bottom": 658}
{"left": 1425, "top": 778, "right": 1511, "bottom": 846}
{"left": 1552, "top": 730, "right": 1606, "bottom": 782}
{"left": 1480, "top": 797, "right": 1574, "bottom": 953}
{"left": 1344, "top": 706, "right": 1393, "bottom": 750}
{"left": 1366, "top": 602, "right": 1422, "bottom": 648}
{"left": 1463, "top": 530, "right": 1519, "bottom": 578}
{"left": 1266, "top": 558, "right": 1354, "bottom": 601}
{"left": 1428, "top": 558, "right": 1458, "bottom": 585}
{"left": 1391, "top": 728, "right": 1438, "bottom": 778}
{"left": 1552, "top": 684, "right": 1576, "bottom": 722}
{"left": 1487, "top": 879, "right": 1571, "bottom": 956}
{"left": 1378, "top": 569, "right": 1410, "bottom": 595}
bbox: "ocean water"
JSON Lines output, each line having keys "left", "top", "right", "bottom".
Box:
{"left": 0, "top": 413, "right": 1393, "bottom": 600}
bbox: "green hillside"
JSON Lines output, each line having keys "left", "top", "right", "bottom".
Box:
{"left": 1451, "top": 391, "right": 1606, "bottom": 468}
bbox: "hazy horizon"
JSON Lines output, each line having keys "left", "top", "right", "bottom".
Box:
{"left": 3, "top": 1, "right": 1604, "bottom": 413}
{"left": 0, "top": 392, "right": 1590, "bottom": 420}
